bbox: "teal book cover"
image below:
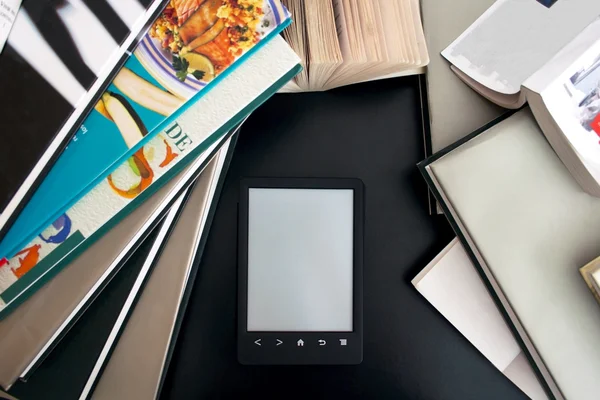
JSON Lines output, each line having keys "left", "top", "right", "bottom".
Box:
{"left": 0, "top": 0, "right": 290, "bottom": 261}
{"left": 0, "top": 33, "right": 302, "bottom": 318}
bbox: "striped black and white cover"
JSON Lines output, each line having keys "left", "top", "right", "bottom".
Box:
{"left": 0, "top": 0, "right": 167, "bottom": 242}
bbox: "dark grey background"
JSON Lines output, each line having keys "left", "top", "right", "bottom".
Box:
{"left": 9, "top": 76, "right": 528, "bottom": 399}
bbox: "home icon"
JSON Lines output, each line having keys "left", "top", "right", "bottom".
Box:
{"left": 297, "top": 339, "right": 304, "bottom": 347}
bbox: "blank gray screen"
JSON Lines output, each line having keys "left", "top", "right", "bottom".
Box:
{"left": 247, "top": 188, "right": 354, "bottom": 332}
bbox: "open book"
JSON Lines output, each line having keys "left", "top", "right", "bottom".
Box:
{"left": 279, "top": 0, "right": 428, "bottom": 92}
{"left": 442, "top": 0, "right": 600, "bottom": 197}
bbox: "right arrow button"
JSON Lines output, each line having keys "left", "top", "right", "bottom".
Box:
{"left": 276, "top": 339, "right": 283, "bottom": 346}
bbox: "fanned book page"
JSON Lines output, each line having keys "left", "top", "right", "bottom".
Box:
{"left": 279, "top": 0, "right": 428, "bottom": 92}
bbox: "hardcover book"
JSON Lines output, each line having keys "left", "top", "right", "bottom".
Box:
{"left": 82, "top": 149, "right": 228, "bottom": 399}
{"left": 420, "top": 108, "right": 600, "bottom": 400}
{"left": 0, "top": 135, "right": 235, "bottom": 391}
{"left": 0, "top": 33, "right": 301, "bottom": 319}
{"left": 0, "top": 0, "right": 293, "bottom": 262}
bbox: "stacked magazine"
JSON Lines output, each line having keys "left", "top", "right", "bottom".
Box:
{"left": 0, "top": 0, "right": 301, "bottom": 397}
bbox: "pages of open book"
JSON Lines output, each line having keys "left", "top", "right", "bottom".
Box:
{"left": 304, "top": 0, "right": 343, "bottom": 91}
{"left": 279, "top": 0, "right": 429, "bottom": 92}
{"left": 580, "top": 257, "right": 600, "bottom": 305}
{"left": 527, "top": 17, "right": 600, "bottom": 171}
{"left": 413, "top": 239, "right": 547, "bottom": 400}
{"left": 442, "top": 0, "right": 600, "bottom": 97}
{"left": 281, "top": 0, "right": 309, "bottom": 89}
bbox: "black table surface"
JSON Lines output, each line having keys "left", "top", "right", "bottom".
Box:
{"left": 10, "top": 77, "right": 528, "bottom": 399}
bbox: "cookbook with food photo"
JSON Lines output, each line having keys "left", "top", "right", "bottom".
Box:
{"left": 0, "top": 0, "right": 291, "bottom": 263}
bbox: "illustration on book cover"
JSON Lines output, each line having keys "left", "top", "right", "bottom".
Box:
{"left": 0, "top": 0, "right": 290, "bottom": 314}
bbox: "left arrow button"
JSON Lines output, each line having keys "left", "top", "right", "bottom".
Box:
{"left": 254, "top": 339, "right": 262, "bottom": 346}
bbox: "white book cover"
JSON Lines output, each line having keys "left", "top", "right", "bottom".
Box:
{"left": 413, "top": 238, "right": 547, "bottom": 400}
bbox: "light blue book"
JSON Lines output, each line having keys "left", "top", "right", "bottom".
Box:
{"left": 0, "top": 0, "right": 291, "bottom": 261}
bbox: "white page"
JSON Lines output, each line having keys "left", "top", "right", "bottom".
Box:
{"left": 442, "top": 0, "right": 600, "bottom": 95}
{"left": 413, "top": 239, "right": 547, "bottom": 400}
{"left": 0, "top": 0, "right": 22, "bottom": 54}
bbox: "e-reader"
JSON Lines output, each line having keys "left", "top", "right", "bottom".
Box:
{"left": 238, "top": 178, "right": 363, "bottom": 365}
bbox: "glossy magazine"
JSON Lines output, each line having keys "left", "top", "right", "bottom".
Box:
{"left": 0, "top": 0, "right": 290, "bottom": 261}
{"left": 0, "top": 33, "right": 302, "bottom": 319}
{"left": 0, "top": 0, "right": 166, "bottom": 244}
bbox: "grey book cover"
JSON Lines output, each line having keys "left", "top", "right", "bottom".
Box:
{"left": 420, "top": 108, "right": 600, "bottom": 400}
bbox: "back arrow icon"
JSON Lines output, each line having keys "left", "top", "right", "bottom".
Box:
{"left": 254, "top": 339, "right": 261, "bottom": 346}
{"left": 276, "top": 339, "right": 283, "bottom": 346}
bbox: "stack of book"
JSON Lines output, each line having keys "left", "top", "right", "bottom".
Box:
{"left": 0, "top": 0, "right": 302, "bottom": 397}
{"left": 416, "top": 1, "right": 600, "bottom": 399}
{"left": 0, "top": 0, "right": 430, "bottom": 397}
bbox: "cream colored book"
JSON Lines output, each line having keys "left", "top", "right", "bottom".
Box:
{"left": 420, "top": 108, "right": 600, "bottom": 400}
{"left": 83, "top": 149, "right": 227, "bottom": 400}
{"left": 413, "top": 239, "right": 547, "bottom": 400}
{"left": 279, "top": 0, "right": 428, "bottom": 92}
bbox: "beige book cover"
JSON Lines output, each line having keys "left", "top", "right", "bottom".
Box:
{"left": 87, "top": 144, "right": 226, "bottom": 399}
{"left": 0, "top": 137, "right": 232, "bottom": 391}
{"left": 420, "top": 108, "right": 600, "bottom": 400}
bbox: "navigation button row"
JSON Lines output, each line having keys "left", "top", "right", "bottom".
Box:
{"left": 253, "top": 338, "right": 348, "bottom": 347}
{"left": 253, "top": 338, "right": 284, "bottom": 346}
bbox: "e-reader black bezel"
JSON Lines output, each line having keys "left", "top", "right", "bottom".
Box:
{"left": 238, "top": 177, "right": 364, "bottom": 365}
